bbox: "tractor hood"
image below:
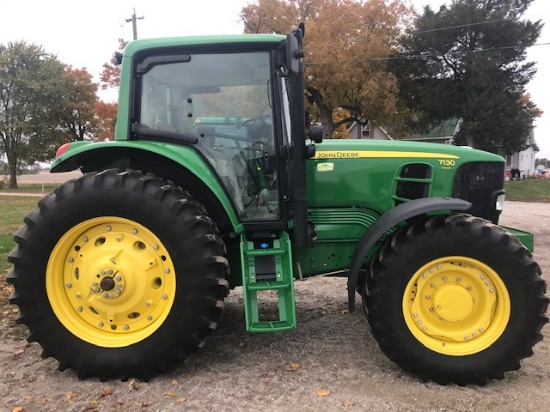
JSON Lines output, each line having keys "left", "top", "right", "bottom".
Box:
{"left": 306, "top": 138, "right": 505, "bottom": 214}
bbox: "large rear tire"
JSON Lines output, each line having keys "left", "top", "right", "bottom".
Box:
{"left": 7, "top": 169, "right": 229, "bottom": 380}
{"left": 364, "top": 214, "right": 548, "bottom": 385}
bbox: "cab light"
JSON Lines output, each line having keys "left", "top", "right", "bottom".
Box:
{"left": 55, "top": 143, "right": 71, "bottom": 158}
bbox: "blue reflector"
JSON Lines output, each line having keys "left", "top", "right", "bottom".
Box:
{"left": 260, "top": 242, "right": 269, "bottom": 249}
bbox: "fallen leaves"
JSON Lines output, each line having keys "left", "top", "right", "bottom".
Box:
{"left": 99, "top": 387, "right": 113, "bottom": 398}
{"left": 127, "top": 379, "right": 140, "bottom": 391}
{"left": 284, "top": 362, "right": 302, "bottom": 372}
{"left": 316, "top": 389, "right": 330, "bottom": 397}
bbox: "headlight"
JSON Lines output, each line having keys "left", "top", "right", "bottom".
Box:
{"left": 496, "top": 193, "right": 505, "bottom": 211}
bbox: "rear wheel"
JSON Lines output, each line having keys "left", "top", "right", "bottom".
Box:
{"left": 364, "top": 214, "right": 549, "bottom": 385}
{"left": 8, "top": 169, "right": 229, "bottom": 380}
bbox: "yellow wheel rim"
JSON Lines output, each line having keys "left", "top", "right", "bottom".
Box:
{"left": 403, "top": 257, "right": 510, "bottom": 356}
{"left": 46, "top": 217, "right": 176, "bottom": 347}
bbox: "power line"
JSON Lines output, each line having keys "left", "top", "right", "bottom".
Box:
{"left": 305, "top": 42, "right": 550, "bottom": 67}
{"left": 408, "top": 10, "right": 550, "bottom": 36}
{"left": 411, "top": 17, "right": 514, "bottom": 35}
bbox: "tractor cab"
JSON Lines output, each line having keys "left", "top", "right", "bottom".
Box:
{"left": 136, "top": 50, "right": 282, "bottom": 221}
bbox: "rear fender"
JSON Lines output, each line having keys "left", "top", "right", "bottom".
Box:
{"left": 348, "top": 197, "right": 472, "bottom": 312}
{"left": 51, "top": 140, "right": 243, "bottom": 232}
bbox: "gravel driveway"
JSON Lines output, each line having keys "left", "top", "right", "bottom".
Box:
{"left": 0, "top": 200, "right": 548, "bottom": 412}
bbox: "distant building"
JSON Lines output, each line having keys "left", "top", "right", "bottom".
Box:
{"left": 504, "top": 129, "right": 539, "bottom": 179}
{"left": 347, "top": 120, "right": 392, "bottom": 140}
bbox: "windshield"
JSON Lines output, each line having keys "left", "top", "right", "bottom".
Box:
{"left": 138, "top": 51, "right": 278, "bottom": 220}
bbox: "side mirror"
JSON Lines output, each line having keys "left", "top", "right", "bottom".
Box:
{"left": 286, "top": 26, "right": 305, "bottom": 75}
{"left": 309, "top": 125, "right": 324, "bottom": 143}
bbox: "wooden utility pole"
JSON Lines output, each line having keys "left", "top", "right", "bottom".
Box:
{"left": 125, "top": 8, "right": 144, "bottom": 40}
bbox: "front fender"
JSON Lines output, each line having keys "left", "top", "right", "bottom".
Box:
{"left": 50, "top": 140, "right": 242, "bottom": 231}
{"left": 347, "top": 197, "right": 472, "bottom": 312}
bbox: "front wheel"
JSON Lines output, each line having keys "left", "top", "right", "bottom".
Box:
{"left": 8, "top": 169, "right": 229, "bottom": 380}
{"left": 364, "top": 214, "right": 549, "bottom": 385}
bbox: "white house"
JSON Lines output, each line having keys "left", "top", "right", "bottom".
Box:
{"left": 504, "top": 129, "right": 539, "bottom": 179}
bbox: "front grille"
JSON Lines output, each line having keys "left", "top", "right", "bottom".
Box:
{"left": 452, "top": 162, "right": 505, "bottom": 223}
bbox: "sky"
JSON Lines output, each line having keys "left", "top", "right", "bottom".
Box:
{"left": 1, "top": 0, "right": 549, "bottom": 159}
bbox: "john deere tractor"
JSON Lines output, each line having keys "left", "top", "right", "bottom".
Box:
{"left": 7, "top": 26, "right": 548, "bottom": 384}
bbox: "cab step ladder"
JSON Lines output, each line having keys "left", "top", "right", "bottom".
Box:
{"left": 240, "top": 231, "right": 296, "bottom": 332}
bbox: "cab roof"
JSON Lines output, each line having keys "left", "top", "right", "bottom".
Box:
{"left": 124, "top": 34, "right": 286, "bottom": 57}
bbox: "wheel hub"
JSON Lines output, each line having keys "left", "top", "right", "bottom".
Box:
{"left": 99, "top": 276, "right": 116, "bottom": 292}
{"left": 434, "top": 285, "right": 473, "bottom": 322}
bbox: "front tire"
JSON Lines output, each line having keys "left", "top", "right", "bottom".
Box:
{"left": 364, "top": 214, "right": 548, "bottom": 385}
{"left": 7, "top": 169, "right": 229, "bottom": 380}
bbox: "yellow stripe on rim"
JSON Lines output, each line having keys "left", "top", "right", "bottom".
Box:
{"left": 402, "top": 256, "right": 510, "bottom": 356}
{"left": 46, "top": 217, "right": 176, "bottom": 347}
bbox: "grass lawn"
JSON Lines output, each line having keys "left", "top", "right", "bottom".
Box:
{"left": 0, "top": 196, "right": 39, "bottom": 274}
{"left": 0, "top": 183, "right": 58, "bottom": 194}
{"left": 504, "top": 178, "right": 550, "bottom": 202}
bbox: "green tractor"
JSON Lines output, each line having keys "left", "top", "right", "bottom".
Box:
{"left": 7, "top": 27, "right": 548, "bottom": 385}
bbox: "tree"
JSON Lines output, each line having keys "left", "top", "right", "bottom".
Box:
{"left": 99, "top": 39, "right": 128, "bottom": 90}
{"left": 59, "top": 66, "right": 100, "bottom": 141}
{"left": 0, "top": 41, "right": 67, "bottom": 188}
{"left": 391, "top": 0, "right": 542, "bottom": 154}
{"left": 241, "top": 0, "right": 414, "bottom": 137}
{"left": 0, "top": 42, "right": 107, "bottom": 187}
{"left": 93, "top": 100, "right": 118, "bottom": 141}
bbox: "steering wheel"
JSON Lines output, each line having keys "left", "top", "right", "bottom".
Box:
{"left": 241, "top": 114, "right": 272, "bottom": 127}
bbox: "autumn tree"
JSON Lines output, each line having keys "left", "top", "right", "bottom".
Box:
{"left": 93, "top": 101, "right": 118, "bottom": 141}
{"left": 0, "top": 41, "right": 111, "bottom": 187}
{"left": 391, "top": 0, "right": 542, "bottom": 154}
{"left": 58, "top": 66, "right": 100, "bottom": 141}
{"left": 100, "top": 39, "right": 128, "bottom": 90}
{"left": 241, "top": 0, "right": 414, "bottom": 137}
